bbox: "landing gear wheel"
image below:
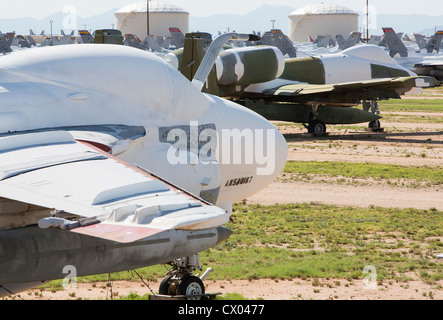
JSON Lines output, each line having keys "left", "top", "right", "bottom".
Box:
{"left": 369, "top": 120, "right": 381, "bottom": 130}
{"left": 177, "top": 276, "right": 205, "bottom": 300}
{"left": 159, "top": 275, "right": 174, "bottom": 296}
{"left": 308, "top": 120, "right": 327, "bottom": 135}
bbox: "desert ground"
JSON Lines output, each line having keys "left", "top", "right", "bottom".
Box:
{"left": 8, "top": 90, "right": 443, "bottom": 301}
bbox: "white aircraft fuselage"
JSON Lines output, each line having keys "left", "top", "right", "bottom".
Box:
{"left": 317, "top": 45, "right": 416, "bottom": 84}
{"left": 0, "top": 44, "right": 287, "bottom": 296}
{"left": 0, "top": 44, "right": 288, "bottom": 213}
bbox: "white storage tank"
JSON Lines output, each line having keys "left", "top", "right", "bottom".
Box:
{"left": 115, "top": 1, "right": 190, "bottom": 39}
{"left": 288, "top": 3, "right": 359, "bottom": 43}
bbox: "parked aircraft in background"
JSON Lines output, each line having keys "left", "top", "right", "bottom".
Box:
{"left": 59, "top": 30, "right": 76, "bottom": 45}
{"left": 78, "top": 29, "right": 123, "bottom": 45}
{"left": 169, "top": 27, "right": 185, "bottom": 49}
{"left": 336, "top": 32, "right": 362, "bottom": 50}
{"left": 171, "top": 32, "right": 435, "bottom": 134}
{"left": 314, "top": 35, "right": 336, "bottom": 48}
{"left": 0, "top": 34, "right": 287, "bottom": 298}
{"left": 0, "top": 32, "right": 15, "bottom": 53}
{"left": 255, "top": 29, "right": 297, "bottom": 58}
{"left": 383, "top": 27, "right": 443, "bottom": 81}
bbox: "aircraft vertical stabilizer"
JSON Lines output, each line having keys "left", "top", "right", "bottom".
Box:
{"left": 383, "top": 27, "right": 408, "bottom": 58}
{"left": 169, "top": 27, "right": 185, "bottom": 49}
{"left": 414, "top": 33, "right": 427, "bottom": 50}
{"left": 425, "top": 31, "right": 443, "bottom": 54}
{"left": 256, "top": 29, "right": 297, "bottom": 58}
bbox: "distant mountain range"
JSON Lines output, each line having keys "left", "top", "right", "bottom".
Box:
{"left": 0, "top": 8, "right": 118, "bottom": 35}
{"left": 1, "top": 5, "right": 442, "bottom": 37}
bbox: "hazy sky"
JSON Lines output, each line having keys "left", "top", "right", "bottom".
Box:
{"left": 1, "top": 0, "right": 443, "bottom": 19}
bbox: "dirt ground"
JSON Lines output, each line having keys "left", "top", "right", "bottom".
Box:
{"left": 13, "top": 110, "right": 443, "bottom": 301}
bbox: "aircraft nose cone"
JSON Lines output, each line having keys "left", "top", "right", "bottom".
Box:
{"left": 209, "top": 97, "right": 288, "bottom": 204}
{"left": 216, "top": 227, "right": 233, "bottom": 245}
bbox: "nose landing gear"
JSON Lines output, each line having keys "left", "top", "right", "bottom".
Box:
{"left": 158, "top": 254, "right": 216, "bottom": 300}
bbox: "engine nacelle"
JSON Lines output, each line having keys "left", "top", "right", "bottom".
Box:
{"left": 215, "top": 46, "right": 285, "bottom": 86}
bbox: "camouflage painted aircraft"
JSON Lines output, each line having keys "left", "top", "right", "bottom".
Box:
{"left": 78, "top": 29, "right": 123, "bottom": 45}
{"left": 172, "top": 32, "right": 435, "bottom": 134}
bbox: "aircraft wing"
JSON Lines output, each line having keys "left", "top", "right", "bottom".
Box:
{"left": 0, "top": 129, "right": 229, "bottom": 243}
{"left": 244, "top": 76, "right": 437, "bottom": 103}
{"left": 415, "top": 60, "right": 443, "bottom": 67}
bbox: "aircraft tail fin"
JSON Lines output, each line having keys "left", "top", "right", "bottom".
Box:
{"left": 26, "top": 35, "right": 36, "bottom": 46}
{"left": 414, "top": 33, "right": 427, "bottom": 50}
{"left": 93, "top": 29, "right": 123, "bottom": 45}
{"left": 143, "top": 35, "right": 163, "bottom": 52}
{"left": 348, "top": 32, "right": 362, "bottom": 47}
{"left": 0, "top": 32, "right": 15, "bottom": 53}
{"left": 315, "top": 35, "right": 336, "bottom": 48}
{"left": 256, "top": 29, "right": 297, "bottom": 58}
{"left": 425, "top": 31, "right": 443, "bottom": 54}
{"left": 180, "top": 32, "right": 220, "bottom": 94}
{"left": 79, "top": 30, "right": 94, "bottom": 44}
{"left": 169, "top": 27, "right": 185, "bottom": 49}
{"left": 336, "top": 34, "right": 346, "bottom": 50}
{"left": 124, "top": 34, "right": 148, "bottom": 50}
{"left": 382, "top": 27, "right": 408, "bottom": 57}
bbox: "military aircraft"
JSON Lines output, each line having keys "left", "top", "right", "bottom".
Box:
{"left": 0, "top": 33, "right": 287, "bottom": 298}
{"left": 313, "top": 35, "right": 336, "bottom": 48}
{"left": 124, "top": 28, "right": 184, "bottom": 53}
{"left": 0, "top": 32, "right": 15, "bottom": 53}
{"left": 169, "top": 27, "right": 185, "bottom": 49}
{"left": 383, "top": 27, "right": 443, "bottom": 81}
{"left": 173, "top": 32, "right": 435, "bottom": 134}
{"left": 255, "top": 29, "right": 297, "bottom": 58}
{"left": 79, "top": 29, "right": 124, "bottom": 45}
{"left": 336, "top": 32, "right": 362, "bottom": 50}
{"left": 59, "top": 30, "right": 76, "bottom": 45}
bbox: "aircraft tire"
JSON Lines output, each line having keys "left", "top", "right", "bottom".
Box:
{"left": 177, "top": 276, "right": 205, "bottom": 300}
{"left": 308, "top": 120, "right": 327, "bottom": 135}
{"left": 159, "top": 275, "right": 175, "bottom": 295}
{"left": 369, "top": 120, "right": 381, "bottom": 130}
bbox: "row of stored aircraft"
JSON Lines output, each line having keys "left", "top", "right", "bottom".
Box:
{"left": 0, "top": 25, "right": 438, "bottom": 299}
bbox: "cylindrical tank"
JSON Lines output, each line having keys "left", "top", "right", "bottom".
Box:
{"left": 115, "top": 1, "right": 190, "bottom": 39}
{"left": 288, "top": 3, "right": 359, "bottom": 43}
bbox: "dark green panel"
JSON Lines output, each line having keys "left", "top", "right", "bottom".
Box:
{"left": 94, "top": 29, "right": 123, "bottom": 45}
{"left": 280, "top": 57, "right": 326, "bottom": 84}
{"left": 371, "top": 64, "right": 410, "bottom": 78}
